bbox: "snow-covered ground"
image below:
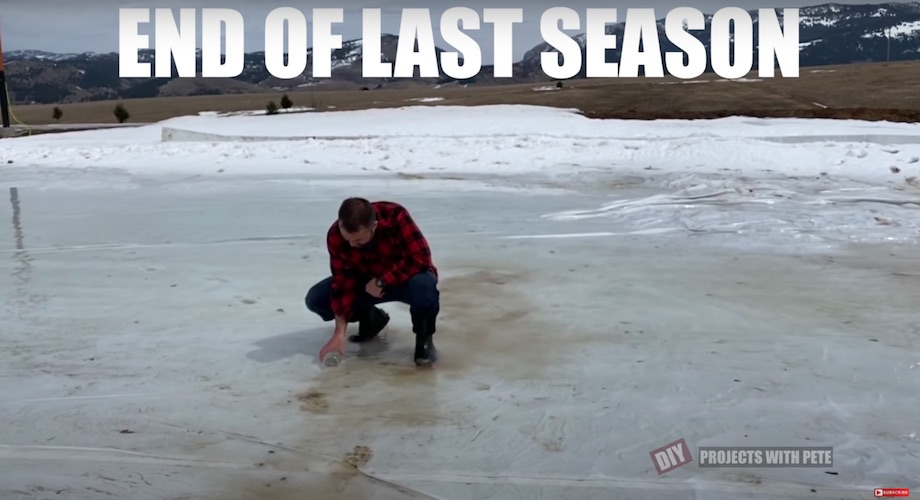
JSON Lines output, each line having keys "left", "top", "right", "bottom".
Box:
{"left": 1, "top": 105, "right": 919, "bottom": 499}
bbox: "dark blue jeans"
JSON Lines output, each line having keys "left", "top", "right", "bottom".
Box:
{"left": 304, "top": 270, "right": 440, "bottom": 321}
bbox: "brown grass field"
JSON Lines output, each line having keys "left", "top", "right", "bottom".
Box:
{"left": 7, "top": 60, "right": 920, "bottom": 127}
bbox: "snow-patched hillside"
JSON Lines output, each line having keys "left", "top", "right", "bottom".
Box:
{"left": 521, "top": 2, "right": 920, "bottom": 73}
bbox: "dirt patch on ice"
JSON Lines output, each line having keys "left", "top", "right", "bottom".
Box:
{"left": 187, "top": 441, "right": 432, "bottom": 500}
{"left": 187, "top": 442, "right": 437, "bottom": 500}
{"left": 291, "top": 264, "right": 578, "bottom": 420}
{"left": 296, "top": 390, "right": 329, "bottom": 412}
{"left": 434, "top": 265, "right": 580, "bottom": 379}
{"left": 292, "top": 355, "right": 447, "bottom": 429}
{"left": 191, "top": 466, "right": 425, "bottom": 500}
{"left": 343, "top": 445, "right": 374, "bottom": 467}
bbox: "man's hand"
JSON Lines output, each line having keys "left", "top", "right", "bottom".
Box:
{"left": 319, "top": 331, "right": 345, "bottom": 363}
{"left": 366, "top": 278, "right": 385, "bottom": 298}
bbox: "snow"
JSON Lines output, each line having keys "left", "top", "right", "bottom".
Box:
{"left": 799, "top": 16, "right": 838, "bottom": 27}
{"left": 661, "top": 79, "right": 764, "bottom": 85}
{"left": 889, "top": 19, "right": 920, "bottom": 36}
{"left": 659, "top": 80, "right": 712, "bottom": 85}
{"left": 2, "top": 105, "right": 920, "bottom": 499}
{"left": 197, "top": 107, "right": 315, "bottom": 118}
{"left": 861, "top": 19, "right": 920, "bottom": 38}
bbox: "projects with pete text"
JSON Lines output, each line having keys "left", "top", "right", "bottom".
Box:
{"left": 698, "top": 446, "right": 833, "bottom": 467}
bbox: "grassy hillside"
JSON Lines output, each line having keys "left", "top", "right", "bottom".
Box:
{"left": 5, "top": 60, "right": 920, "bottom": 125}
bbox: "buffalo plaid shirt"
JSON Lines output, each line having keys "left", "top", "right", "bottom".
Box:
{"left": 326, "top": 201, "right": 437, "bottom": 319}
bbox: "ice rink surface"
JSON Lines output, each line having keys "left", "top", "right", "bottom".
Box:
{"left": 1, "top": 105, "right": 919, "bottom": 499}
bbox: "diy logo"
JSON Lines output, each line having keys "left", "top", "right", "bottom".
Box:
{"left": 650, "top": 438, "right": 693, "bottom": 475}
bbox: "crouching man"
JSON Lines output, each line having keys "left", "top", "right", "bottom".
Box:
{"left": 305, "top": 197, "right": 440, "bottom": 366}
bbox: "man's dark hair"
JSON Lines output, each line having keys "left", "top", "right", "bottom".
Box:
{"left": 338, "top": 197, "right": 376, "bottom": 233}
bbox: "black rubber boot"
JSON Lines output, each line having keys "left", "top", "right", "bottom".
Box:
{"left": 411, "top": 314, "right": 438, "bottom": 366}
{"left": 348, "top": 306, "right": 390, "bottom": 343}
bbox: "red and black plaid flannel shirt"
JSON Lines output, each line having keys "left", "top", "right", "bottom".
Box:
{"left": 326, "top": 201, "right": 437, "bottom": 319}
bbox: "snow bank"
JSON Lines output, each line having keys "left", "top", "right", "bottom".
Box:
{"left": 2, "top": 105, "right": 920, "bottom": 187}
{"left": 5, "top": 105, "right": 920, "bottom": 144}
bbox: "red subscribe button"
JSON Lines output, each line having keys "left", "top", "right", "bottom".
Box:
{"left": 875, "top": 488, "right": 910, "bottom": 497}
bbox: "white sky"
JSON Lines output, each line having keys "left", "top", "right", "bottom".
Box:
{"left": 0, "top": 0, "right": 912, "bottom": 63}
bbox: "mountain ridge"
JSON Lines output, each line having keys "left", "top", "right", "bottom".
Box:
{"left": 4, "top": 2, "right": 920, "bottom": 104}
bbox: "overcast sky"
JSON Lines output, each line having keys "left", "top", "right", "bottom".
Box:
{"left": 0, "top": 0, "right": 911, "bottom": 63}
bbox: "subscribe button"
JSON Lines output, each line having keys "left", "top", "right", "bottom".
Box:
{"left": 875, "top": 488, "right": 910, "bottom": 497}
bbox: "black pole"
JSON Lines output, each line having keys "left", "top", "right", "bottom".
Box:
{"left": 0, "top": 31, "right": 9, "bottom": 128}
{"left": 0, "top": 70, "right": 10, "bottom": 128}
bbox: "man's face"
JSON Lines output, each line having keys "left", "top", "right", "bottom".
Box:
{"left": 339, "top": 222, "right": 376, "bottom": 248}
